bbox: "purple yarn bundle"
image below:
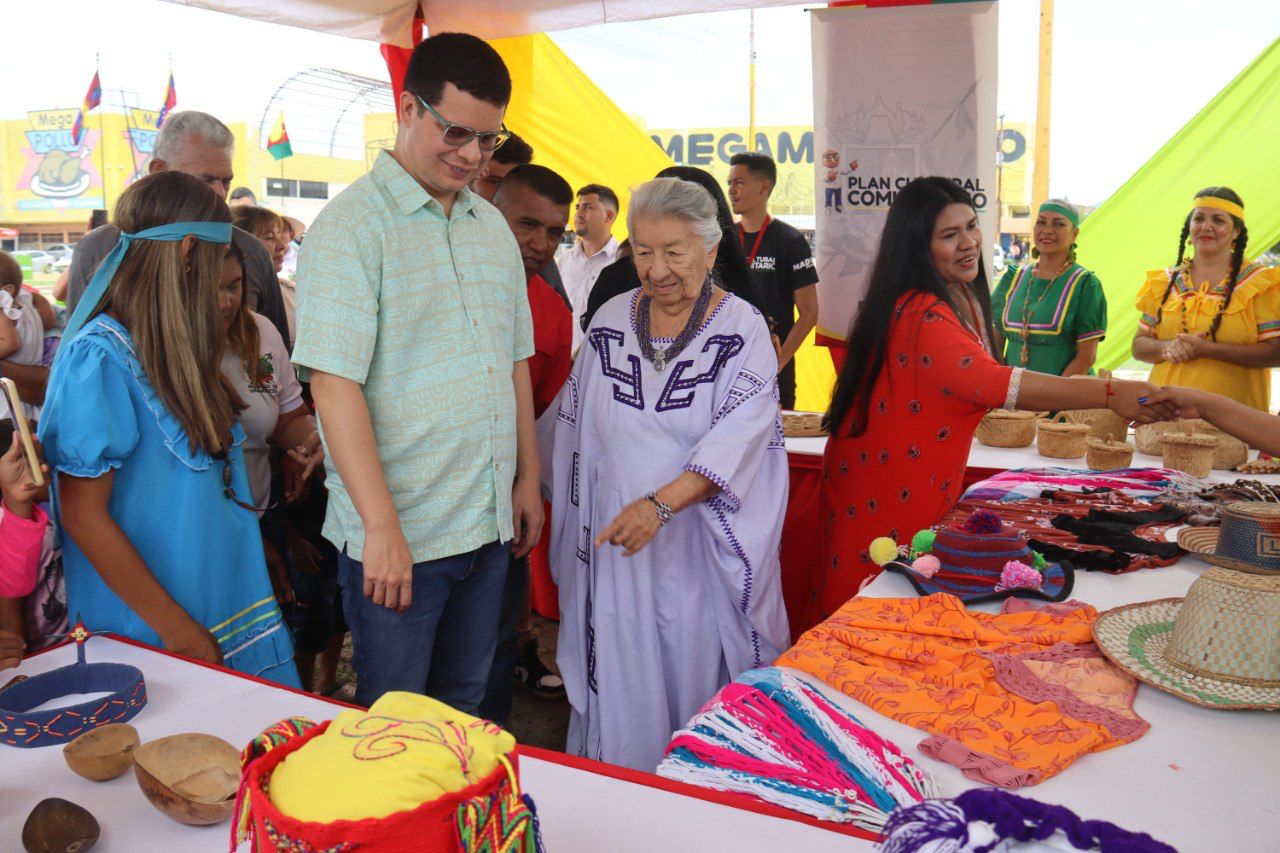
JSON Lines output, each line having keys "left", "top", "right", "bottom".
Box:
{"left": 878, "top": 788, "right": 1175, "bottom": 853}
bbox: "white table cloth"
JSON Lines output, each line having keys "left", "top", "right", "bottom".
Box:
{"left": 788, "top": 433, "right": 1280, "bottom": 486}
{"left": 782, "top": 555, "right": 1280, "bottom": 851}
{"left": 0, "top": 638, "right": 863, "bottom": 852}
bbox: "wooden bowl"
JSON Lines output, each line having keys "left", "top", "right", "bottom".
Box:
{"left": 63, "top": 723, "right": 140, "bottom": 781}
{"left": 133, "top": 733, "right": 240, "bottom": 825}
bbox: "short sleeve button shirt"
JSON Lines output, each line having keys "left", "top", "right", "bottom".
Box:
{"left": 291, "top": 150, "right": 535, "bottom": 563}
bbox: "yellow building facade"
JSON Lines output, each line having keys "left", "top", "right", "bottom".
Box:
{"left": 0, "top": 107, "right": 368, "bottom": 249}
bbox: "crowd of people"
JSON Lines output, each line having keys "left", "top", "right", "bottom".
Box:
{"left": 1, "top": 32, "right": 1278, "bottom": 774}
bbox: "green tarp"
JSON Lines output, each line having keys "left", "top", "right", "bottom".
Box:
{"left": 1085, "top": 37, "right": 1280, "bottom": 370}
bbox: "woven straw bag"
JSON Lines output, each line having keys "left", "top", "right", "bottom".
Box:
{"left": 1059, "top": 371, "right": 1128, "bottom": 441}
{"left": 1085, "top": 437, "right": 1134, "bottom": 471}
{"left": 1190, "top": 420, "right": 1248, "bottom": 469}
{"left": 782, "top": 411, "right": 827, "bottom": 438}
{"left": 1133, "top": 422, "right": 1166, "bottom": 455}
{"left": 1036, "top": 413, "right": 1090, "bottom": 459}
{"left": 1140, "top": 419, "right": 1244, "bottom": 469}
{"left": 1160, "top": 423, "right": 1219, "bottom": 477}
{"left": 1061, "top": 408, "right": 1128, "bottom": 442}
{"left": 975, "top": 409, "right": 1036, "bottom": 448}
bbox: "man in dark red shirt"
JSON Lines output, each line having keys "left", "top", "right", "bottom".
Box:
{"left": 481, "top": 164, "right": 573, "bottom": 721}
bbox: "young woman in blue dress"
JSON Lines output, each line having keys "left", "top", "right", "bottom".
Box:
{"left": 38, "top": 170, "right": 298, "bottom": 686}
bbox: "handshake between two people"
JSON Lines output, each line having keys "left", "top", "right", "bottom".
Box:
{"left": 1112, "top": 383, "right": 1279, "bottom": 457}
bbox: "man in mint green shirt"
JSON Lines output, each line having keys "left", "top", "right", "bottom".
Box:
{"left": 291, "top": 33, "right": 543, "bottom": 712}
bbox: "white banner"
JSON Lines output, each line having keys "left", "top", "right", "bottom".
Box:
{"left": 811, "top": 2, "right": 999, "bottom": 345}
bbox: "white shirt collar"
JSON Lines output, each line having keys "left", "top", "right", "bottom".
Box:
{"left": 575, "top": 235, "right": 619, "bottom": 261}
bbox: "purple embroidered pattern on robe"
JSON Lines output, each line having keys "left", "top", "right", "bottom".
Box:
{"left": 557, "top": 373, "right": 580, "bottom": 427}
{"left": 590, "top": 327, "right": 644, "bottom": 410}
{"left": 713, "top": 367, "right": 765, "bottom": 426}
{"left": 655, "top": 334, "right": 745, "bottom": 412}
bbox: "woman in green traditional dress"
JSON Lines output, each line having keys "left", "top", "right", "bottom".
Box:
{"left": 991, "top": 199, "right": 1108, "bottom": 375}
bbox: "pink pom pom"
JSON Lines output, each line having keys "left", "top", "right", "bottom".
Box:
{"left": 911, "top": 555, "right": 941, "bottom": 578}
{"left": 963, "top": 509, "right": 1004, "bottom": 534}
{"left": 995, "top": 560, "right": 1043, "bottom": 592}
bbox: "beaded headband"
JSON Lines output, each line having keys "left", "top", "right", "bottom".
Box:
{"left": 1038, "top": 201, "right": 1079, "bottom": 228}
{"left": 1194, "top": 196, "right": 1244, "bottom": 221}
{"left": 0, "top": 622, "right": 147, "bottom": 749}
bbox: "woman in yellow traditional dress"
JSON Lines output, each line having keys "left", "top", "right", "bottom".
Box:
{"left": 1132, "top": 187, "right": 1280, "bottom": 411}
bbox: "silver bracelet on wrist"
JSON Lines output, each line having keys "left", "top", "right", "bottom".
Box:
{"left": 644, "top": 491, "right": 674, "bottom": 526}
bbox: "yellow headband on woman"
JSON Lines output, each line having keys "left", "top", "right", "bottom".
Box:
{"left": 1194, "top": 196, "right": 1244, "bottom": 220}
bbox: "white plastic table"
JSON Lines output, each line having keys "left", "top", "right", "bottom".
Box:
{"left": 781, "top": 553, "right": 1280, "bottom": 851}
{"left": 0, "top": 638, "right": 870, "bottom": 852}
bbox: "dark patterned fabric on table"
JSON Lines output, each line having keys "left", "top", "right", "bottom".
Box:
{"left": 937, "top": 491, "right": 1185, "bottom": 573}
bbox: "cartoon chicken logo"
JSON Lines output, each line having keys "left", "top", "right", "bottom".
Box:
{"left": 31, "top": 148, "right": 93, "bottom": 199}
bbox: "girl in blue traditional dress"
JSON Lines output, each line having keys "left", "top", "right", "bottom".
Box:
{"left": 37, "top": 171, "right": 298, "bottom": 686}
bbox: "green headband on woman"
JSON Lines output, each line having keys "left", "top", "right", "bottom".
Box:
{"left": 1038, "top": 201, "right": 1079, "bottom": 228}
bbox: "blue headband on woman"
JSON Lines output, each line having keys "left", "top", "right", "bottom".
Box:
{"left": 62, "top": 221, "right": 233, "bottom": 344}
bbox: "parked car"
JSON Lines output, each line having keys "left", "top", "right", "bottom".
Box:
{"left": 45, "top": 243, "right": 76, "bottom": 260}
{"left": 52, "top": 254, "right": 73, "bottom": 273}
{"left": 11, "top": 250, "right": 54, "bottom": 274}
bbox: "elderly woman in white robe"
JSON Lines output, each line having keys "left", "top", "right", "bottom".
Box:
{"left": 543, "top": 177, "right": 790, "bottom": 771}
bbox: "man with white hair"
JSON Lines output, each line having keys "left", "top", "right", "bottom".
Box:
{"left": 66, "top": 111, "right": 290, "bottom": 348}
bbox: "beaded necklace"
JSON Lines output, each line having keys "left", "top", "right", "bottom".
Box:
{"left": 1018, "top": 259, "right": 1073, "bottom": 365}
{"left": 637, "top": 275, "right": 714, "bottom": 373}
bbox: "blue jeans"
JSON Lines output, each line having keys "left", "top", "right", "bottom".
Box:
{"left": 478, "top": 554, "right": 528, "bottom": 724}
{"left": 339, "top": 540, "right": 507, "bottom": 712}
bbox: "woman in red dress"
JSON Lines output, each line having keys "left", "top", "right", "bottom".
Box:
{"left": 805, "top": 178, "right": 1164, "bottom": 629}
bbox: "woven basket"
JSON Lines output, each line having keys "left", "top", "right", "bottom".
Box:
{"left": 1085, "top": 437, "right": 1134, "bottom": 471}
{"left": 1137, "top": 419, "right": 1246, "bottom": 469}
{"left": 781, "top": 411, "right": 827, "bottom": 438}
{"left": 1036, "top": 413, "right": 1090, "bottom": 459}
{"left": 975, "top": 409, "right": 1036, "bottom": 448}
{"left": 1160, "top": 424, "right": 1219, "bottom": 478}
{"left": 1061, "top": 408, "right": 1129, "bottom": 442}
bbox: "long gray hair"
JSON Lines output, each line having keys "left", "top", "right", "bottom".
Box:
{"left": 627, "top": 178, "right": 721, "bottom": 252}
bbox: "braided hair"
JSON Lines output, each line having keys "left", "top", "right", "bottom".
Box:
{"left": 1153, "top": 186, "right": 1246, "bottom": 339}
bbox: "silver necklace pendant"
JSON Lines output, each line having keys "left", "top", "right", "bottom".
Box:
{"left": 654, "top": 349, "right": 666, "bottom": 372}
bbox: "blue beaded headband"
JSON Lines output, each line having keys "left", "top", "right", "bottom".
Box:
{"left": 0, "top": 621, "right": 147, "bottom": 749}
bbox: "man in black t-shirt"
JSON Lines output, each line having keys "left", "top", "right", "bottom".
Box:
{"left": 727, "top": 151, "right": 819, "bottom": 410}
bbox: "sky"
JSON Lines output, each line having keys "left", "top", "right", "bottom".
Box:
{"left": 2, "top": 1, "right": 1277, "bottom": 205}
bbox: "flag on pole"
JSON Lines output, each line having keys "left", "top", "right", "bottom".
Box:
{"left": 156, "top": 72, "right": 177, "bottom": 128}
{"left": 267, "top": 112, "right": 293, "bottom": 160}
{"left": 71, "top": 70, "right": 103, "bottom": 145}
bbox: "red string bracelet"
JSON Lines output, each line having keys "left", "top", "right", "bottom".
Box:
{"left": 1104, "top": 377, "right": 1115, "bottom": 410}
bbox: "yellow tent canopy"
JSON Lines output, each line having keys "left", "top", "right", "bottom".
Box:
{"left": 490, "top": 33, "right": 671, "bottom": 242}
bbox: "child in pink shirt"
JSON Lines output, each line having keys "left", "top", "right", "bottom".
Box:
{"left": 0, "top": 422, "right": 65, "bottom": 670}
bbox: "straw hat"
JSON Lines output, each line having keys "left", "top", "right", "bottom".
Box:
{"left": 1176, "top": 501, "right": 1280, "bottom": 575}
{"left": 1092, "top": 568, "right": 1280, "bottom": 710}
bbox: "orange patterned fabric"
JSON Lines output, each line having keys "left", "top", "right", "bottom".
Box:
{"left": 777, "top": 595, "right": 1149, "bottom": 788}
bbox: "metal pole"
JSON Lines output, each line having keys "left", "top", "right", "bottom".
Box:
{"left": 95, "top": 57, "right": 109, "bottom": 211}
{"left": 1031, "top": 0, "right": 1054, "bottom": 213}
{"left": 748, "top": 10, "right": 757, "bottom": 150}
{"left": 996, "top": 112, "right": 1005, "bottom": 236}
